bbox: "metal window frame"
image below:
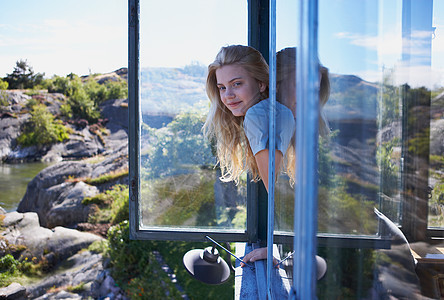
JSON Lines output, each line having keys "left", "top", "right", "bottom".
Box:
{"left": 128, "top": 0, "right": 254, "bottom": 242}
{"left": 128, "top": 0, "right": 408, "bottom": 248}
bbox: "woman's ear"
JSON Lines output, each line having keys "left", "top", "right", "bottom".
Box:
{"left": 258, "top": 81, "right": 266, "bottom": 93}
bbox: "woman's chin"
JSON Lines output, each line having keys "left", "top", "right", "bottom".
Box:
{"left": 230, "top": 109, "right": 246, "bottom": 117}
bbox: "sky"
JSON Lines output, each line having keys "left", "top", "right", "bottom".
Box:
{"left": 1, "top": 0, "right": 443, "bottom": 88}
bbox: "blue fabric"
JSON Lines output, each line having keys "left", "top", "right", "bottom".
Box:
{"left": 244, "top": 99, "right": 295, "bottom": 156}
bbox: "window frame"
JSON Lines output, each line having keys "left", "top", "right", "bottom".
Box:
{"left": 128, "top": 0, "right": 438, "bottom": 246}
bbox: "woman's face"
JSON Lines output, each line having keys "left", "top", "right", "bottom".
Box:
{"left": 216, "top": 64, "right": 266, "bottom": 117}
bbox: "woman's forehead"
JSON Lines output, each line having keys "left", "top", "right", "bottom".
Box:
{"left": 216, "top": 64, "right": 251, "bottom": 83}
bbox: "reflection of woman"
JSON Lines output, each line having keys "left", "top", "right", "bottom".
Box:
{"left": 244, "top": 47, "right": 330, "bottom": 192}
{"left": 241, "top": 47, "right": 330, "bottom": 277}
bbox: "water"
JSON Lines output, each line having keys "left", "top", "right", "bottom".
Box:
{"left": 0, "top": 162, "right": 50, "bottom": 212}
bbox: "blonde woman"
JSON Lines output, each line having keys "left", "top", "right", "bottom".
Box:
{"left": 203, "top": 44, "right": 269, "bottom": 185}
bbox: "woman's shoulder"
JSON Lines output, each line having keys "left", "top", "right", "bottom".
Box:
{"left": 246, "top": 99, "right": 269, "bottom": 116}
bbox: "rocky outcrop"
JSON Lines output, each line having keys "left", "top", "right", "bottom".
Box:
{"left": 430, "top": 118, "right": 444, "bottom": 156}
{"left": 1, "top": 211, "right": 101, "bottom": 262}
{"left": 0, "top": 211, "right": 126, "bottom": 299}
{"left": 28, "top": 251, "right": 127, "bottom": 299}
{"left": 17, "top": 147, "right": 128, "bottom": 228}
{"left": 12, "top": 92, "right": 129, "bottom": 228}
{"left": 0, "top": 282, "right": 27, "bottom": 300}
{"left": 0, "top": 90, "right": 128, "bottom": 163}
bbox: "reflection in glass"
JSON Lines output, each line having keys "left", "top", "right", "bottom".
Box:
{"left": 273, "top": 0, "right": 443, "bottom": 298}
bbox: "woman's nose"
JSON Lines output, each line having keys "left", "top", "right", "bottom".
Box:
{"left": 225, "top": 87, "right": 235, "bottom": 98}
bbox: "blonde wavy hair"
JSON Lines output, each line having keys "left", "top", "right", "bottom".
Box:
{"left": 203, "top": 45, "right": 269, "bottom": 184}
{"left": 276, "top": 47, "right": 331, "bottom": 184}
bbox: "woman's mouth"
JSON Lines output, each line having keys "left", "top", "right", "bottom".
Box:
{"left": 227, "top": 101, "right": 242, "bottom": 108}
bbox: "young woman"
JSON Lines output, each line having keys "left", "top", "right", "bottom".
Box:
{"left": 203, "top": 44, "right": 269, "bottom": 185}
{"left": 204, "top": 45, "right": 328, "bottom": 278}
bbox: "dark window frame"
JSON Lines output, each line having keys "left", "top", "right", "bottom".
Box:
{"left": 128, "top": 0, "right": 437, "bottom": 246}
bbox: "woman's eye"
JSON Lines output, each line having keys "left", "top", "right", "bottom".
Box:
{"left": 233, "top": 82, "right": 242, "bottom": 87}
{"left": 218, "top": 86, "right": 226, "bottom": 91}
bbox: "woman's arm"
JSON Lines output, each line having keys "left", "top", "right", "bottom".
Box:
{"left": 254, "top": 148, "right": 283, "bottom": 193}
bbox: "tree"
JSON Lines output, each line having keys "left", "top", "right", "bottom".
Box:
{"left": 5, "top": 60, "right": 44, "bottom": 89}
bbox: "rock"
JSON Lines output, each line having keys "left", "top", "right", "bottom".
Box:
{"left": 0, "top": 91, "right": 69, "bottom": 163}
{"left": 46, "top": 227, "right": 101, "bottom": 261}
{"left": 99, "top": 275, "right": 120, "bottom": 297}
{"left": 5, "top": 91, "right": 31, "bottom": 105}
{"left": 44, "top": 182, "right": 99, "bottom": 228}
{"left": 27, "top": 251, "right": 127, "bottom": 300}
{"left": 1, "top": 212, "right": 101, "bottom": 262}
{"left": 2, "top": 211, "right": 23, "bottom": 226}
{"left": 0, "top": 111, "right": 29, "bottom": 161}
{"left": 0, "top": 282, "right": 27, "bottom": 300}
{"left": 17, "top": 149, "right": 127, "bottom": 228}
{"left": 34, "top": 291, "right": 81, "bottom": 300}
{"left": 430, "top": 119, "right": 444, "bottom": 156}
{"left": 0, "top": 206, "right": 6, "bottom": 215}
{"left": 0, "top": 91, "right": 128, "bottom": 163}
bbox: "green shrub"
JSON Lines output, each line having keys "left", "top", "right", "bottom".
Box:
{"left": 87, "top": 240, "right": 109, "bottom": 254}
{"left": 0, "top": 254, "right": 18, "bottom": 273}
{"left": 68, "top": 87, "right": 100, "bottom": 123}
{"left": 106, "top": 80, "right": 128, "bottom": 101}
{"left": 84, "top": 78, "right": 107, "bottom": 105}
{"left": 0, "top": 78, "right": 8, "bottom": 90}
{"left": 60, "top": 103, "right": 72, "bottom": 118}
{"left": 84, "top": 169, "right": 128, "bottom": 186}
{"left": 17, "top": 104, "right": 69, "bottom": 147}
{"left": 47, "top": 75, "right": 72, "bottom": 95}
{"left": 83, "top": 184, "right": 129, "bottom": 225}
{"left": 107, "top": 221, "right": 184, "bottom": 299}
{"left": 0, "top": 91, "right": 8, "bottom": 106}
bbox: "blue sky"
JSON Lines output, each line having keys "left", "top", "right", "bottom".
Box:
{"left": 1, "top": 0, "right": 443, "bottom": 87}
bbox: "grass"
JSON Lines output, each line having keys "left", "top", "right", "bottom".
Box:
{"left": 66, "top": 167, "right": 128, "bottom": 186}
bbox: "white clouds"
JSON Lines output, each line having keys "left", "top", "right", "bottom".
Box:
{"left": 335, "top": 26, "right": 444, "bottom": 88}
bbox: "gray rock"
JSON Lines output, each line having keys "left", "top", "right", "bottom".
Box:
{"left": 44, "top": 182, "right": 99, "bottom": 228}
{"left": 2, "top": 211, "right": 23, "bottom": 226}
{"left": 99, "top": 275, "right": 120, "bottom": 297}
{"left": 46, "top": 227, "right": 101, "bottom": 261}
{"left": 430, "top": 119, "right": 444, "bottom": 156}
{"left": 27, "top": 251, "right": 127, "bottom": 300}
{"left": 18, "top": 149, "right": 127, "bottom": 228}
{"left": 34, "top": 291, "right": 82, "bottom": 300}
{"left": 0, "top": 91, "right": 129, "bottom": 163}
{"left": 1, "top": 212, "right": 101, "bottom": 262}
{"left": 0, "top": 282, "right": 27, "bottom": 300}
{"left": 0, "top": 112, "right": 29, "bottom": 161}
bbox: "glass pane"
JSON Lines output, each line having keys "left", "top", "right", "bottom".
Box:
{"left": 139, "top": 0, "right": 248, "bottom": 230}
{"left": 314, "top": 1, "right": 444, "bottom": 299}
{"left": 274, "top": 1, "right": 297, "bottom": 235}
{"left": 318, "top": 0, "right": 382, "bottom": 236}
{"left": 428, "top": 1, "right": 444, "bottom": 229}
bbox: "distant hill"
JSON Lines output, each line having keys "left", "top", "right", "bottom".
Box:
{"left": 326, "top": 74, "right": 378, "bottom": 121}
{"left": 139, "top": 66, "right": 379, "bottom": 122}
{"left": 140, "top": 64, "right": 207, "bottom": 115}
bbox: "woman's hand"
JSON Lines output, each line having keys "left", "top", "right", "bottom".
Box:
{"left": 241, "top": 247, "right": 279, "bottom": 267}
